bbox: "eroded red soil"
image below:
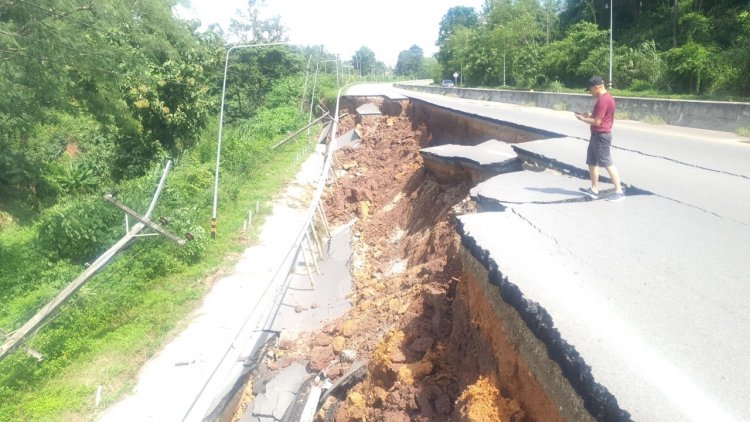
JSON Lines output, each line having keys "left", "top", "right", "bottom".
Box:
{"left": 246, "top": 100, "right": 532, "bottom": 421}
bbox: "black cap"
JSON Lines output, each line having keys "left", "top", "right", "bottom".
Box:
{"left": 586, "top": 76, "right": 605, "bottom": 90}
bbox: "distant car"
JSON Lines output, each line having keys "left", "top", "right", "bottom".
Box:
{"left": 441, "top": 79, "right": 455, "bottom": 88}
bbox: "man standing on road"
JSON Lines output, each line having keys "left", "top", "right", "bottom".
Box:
{"left": 575, "top": 75, "right": 625, "bottom": 201}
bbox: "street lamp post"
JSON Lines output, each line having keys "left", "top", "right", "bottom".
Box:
{"left": 211, "top": 42, "right": 288, "bottom": 239}
{"left": 503, "top": 51, "right": 506, "bottom": 86}
{"left": 608, "top": 0, "right": 613, "bottom": 89}
{"left": 307, "top": 59, "right": 339, "bottom": 134}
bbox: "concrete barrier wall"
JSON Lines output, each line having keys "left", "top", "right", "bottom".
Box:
{"left": 395, "top": 84, "right": 750, "bottom": 133}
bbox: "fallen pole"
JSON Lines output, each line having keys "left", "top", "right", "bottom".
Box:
{"left": 272, "top": 113, "right": 330, "bottom": 150}
{"left": 0, "top": 161, "right": 176, "bottom": 361}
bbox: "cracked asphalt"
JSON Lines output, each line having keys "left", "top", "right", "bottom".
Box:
{"left": 383, "top": 84, "right": 750, "bottom": 421}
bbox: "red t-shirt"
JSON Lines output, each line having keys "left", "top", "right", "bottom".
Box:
{"left": 591, "top": 92, "right": 616, "bottom": 133}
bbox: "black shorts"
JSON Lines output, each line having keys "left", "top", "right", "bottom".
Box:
{"left": 587, "top": 132, "right": 613, "bottom": 167}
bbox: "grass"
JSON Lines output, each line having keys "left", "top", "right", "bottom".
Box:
{"left": 737, "top": 127, "right": 750, "bottom": 138}
{"left": 0, "top": 124, "right": 318, "bottom": 421}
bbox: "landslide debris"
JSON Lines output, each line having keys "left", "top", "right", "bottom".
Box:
{"left": 313, "top": 103, "right": 523, "bottom": 421}
{"left": 244, "top": 101, "right": 528, "bottom": 421}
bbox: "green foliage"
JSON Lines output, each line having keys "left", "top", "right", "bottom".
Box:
{"left": 715, "top": 11, "right": 750, "bottom": 95}
{"left": 352, "top": 46, "right": 377, "bottom": 75}
{"left": 0, "top": 1, "right": 325, "bottom": 417}
{"left": 113, "top": 51, "right": 216, "bottom": 179}
{"left": 511, "top": 44, "right": 545, "bottom": 88}
{"left": 222, "top": 105, "right": 305, "bottom": 173}
{"left": 680, "top": 11, "right": 713, "bottom": 43}
{"left": 0, "top": 103, "right": 314, "bottom": 420}
{"left": 226, "top": 0, "right": 286, "bottom": 44}
{"left": 614, "top": 41, "right": 663, "bottom": 89}
{"left": 629, "top": 79, "right": 653, "bottom": 92}
{"left": 438, "top": 26, "right": 474, "bottom": 81}
{"left": 435, "top": 0, "right": 750, "bottom": 95}
{"left": 224, "top": 47, "right": 303, "bottom": 122}
{"left": 543, "top": 22, "right": 608, "bottom": 86}
{"left": 664, "top": 41, "right": 717, "bottom": 93}
{"left": 48, "top": 163, "right": 98, "bottom": 196}
{"left": 36, "top": 196, "right": 121, "bottom": 263}
{"left": 264, "top": 76, "right": 305, "bottom": 109}
{"left": 395, "top": 45, "right": 426, "bottom": 77}
{"left": 437, "top": 6, "right": 480, "bottom": 48}
{"left": 547, "top": 81, "right": 565, "bottom": 93}
{"left": 0, "top": 0, "right": 219, "bottom": 202}
{"left": 123, "top": 58, "right": 213, "bottom": 155}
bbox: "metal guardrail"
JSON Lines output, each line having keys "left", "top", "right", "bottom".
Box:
{"left": 194, "top": 87, "right": 348, "bottom": 421}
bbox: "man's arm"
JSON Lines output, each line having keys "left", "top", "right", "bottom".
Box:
{"left": 575, "top": 112, "right": 603, "bottom": 126}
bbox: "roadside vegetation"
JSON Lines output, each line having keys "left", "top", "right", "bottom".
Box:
{"left": 434, "top": 1, "right": 750, "bottom": 100}
{"left": 0, "top": 1, "right": 341, "bottom": 420}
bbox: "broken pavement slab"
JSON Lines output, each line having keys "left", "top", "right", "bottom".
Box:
{"left": 244, "top": 361, "right": 311, "bottom": 422}
{"left": 271, "top": 222, "right": 354, "bottom": 336}
{"left": 355, "top": 102, "right": 381, "bottom": 116}
{"left": 420, "top": 139, "right": 521, "bottom": 183}
{"left": 334, "top": 128, "right": 361, "bottom": 150}
{"left": 470, "top": 169, "right": 594, "bottom": 211}
{"left": 457, "top": 195, "right": 750, "bottom": 421}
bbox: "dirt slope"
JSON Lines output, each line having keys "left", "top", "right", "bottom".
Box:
{"left": 294, "top": 105, "right": 526, "bottom": 421}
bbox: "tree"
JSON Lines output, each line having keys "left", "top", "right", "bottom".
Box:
{"left": 440, "top": 26, "right": 475, "bottom": 82}
{"left": 542, "top": 22, "right": 608, "bottom": 86}
{"left": 437, "top": 6, "right": 479, "bottom": 48}
{"left": 352, "top": 46, "right": 377, "bottom": 75}
{"left": 0, "top": 0, "right": 219, "bottom": 193}
{"left": 664, "top": 40, "right": 716, "bottom": 93}
{"left": 395, "top": 45, "right": 425, "bottom": 77}
{"left": 614, "top": 40, "right": 663, "bottom": 89}
{"left": 227, "top": 0, "right": 286, "bottom": 43}
{"left": 468, "top": 0, "right": 550, "bottom": 87}
{"left": 222, "top": 47, "right": 302, "bottom": 122}
{"left": 720, "top": 10, "right": 750, "bottom": 95}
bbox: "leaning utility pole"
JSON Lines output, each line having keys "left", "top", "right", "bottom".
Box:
{"left": 0, "top": 161, "right": 187, "bottom": 361}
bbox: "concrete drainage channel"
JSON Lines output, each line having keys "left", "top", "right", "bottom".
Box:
{"left": 229, "top": 97, "right": 628, "bottom": 422}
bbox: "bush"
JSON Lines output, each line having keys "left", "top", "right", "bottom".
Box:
{"left": 221, "top": 105, "right": 305, "bottom": 173}
{"left": 36, "top": 196, "right": 121, "bottom": 263}
{"left": 177, "top": 226, "right": 208, "bottom": 263}
{"left": 546, "top": 80, "right": 565, "bottom": 93}
{"left": 614, "top": 41, "right": 663, "bottom": 90}
{"left": 48, "top": 162, "right": 98, "bottom": 196}
{"left": 629, "top": 79, "right": 652, "bottom": 92}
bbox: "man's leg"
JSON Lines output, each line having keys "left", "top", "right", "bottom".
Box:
{"left": 588, "top": 164, "right": 600, "bottom": 192}
{"left": 605, "top": 165, "right": 623, "bottom": 193}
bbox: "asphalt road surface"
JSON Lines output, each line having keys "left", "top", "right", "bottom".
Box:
{"left": 347, "top": 83, "right": 750, "bottom": 421}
